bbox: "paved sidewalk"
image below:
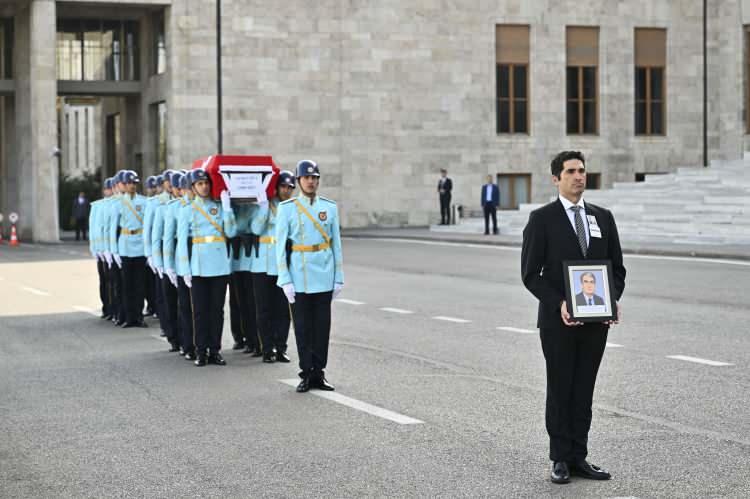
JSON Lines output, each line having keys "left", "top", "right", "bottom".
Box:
{"left": 343, "top": 227, "right": 750, "bottom": 261}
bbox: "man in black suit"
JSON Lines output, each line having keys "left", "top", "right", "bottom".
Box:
{"left": 480, "top": 174, "right": 500, "bottom": 235}
{"left": 521, "top": 151, "right": 626, "bottom": 484}
{"left": 72, "top": 191, "right": 90, "bottom": 241}
{"left": 437, "top": 168, "right": 452, "bottom": 225}
{"left": 574, "top": 272, "right": 605, "bottom": 306}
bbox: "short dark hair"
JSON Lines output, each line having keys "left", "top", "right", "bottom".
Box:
{"left": 551, "top": 150, "right": 585, "bottom": 178}
{"left": 440, "top": 168, "right": 447, "bottom": 173}
{"left": 580, "top": 271, "right": 596, "bottom": 284}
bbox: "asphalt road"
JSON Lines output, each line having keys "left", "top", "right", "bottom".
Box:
{"left": 1, "top": 238, "right": 748, "bottom": 498}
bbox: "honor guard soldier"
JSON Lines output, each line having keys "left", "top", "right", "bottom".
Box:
{"left": 163, "top": 172, "right": 194, "bottom": 357}
{"left": 275, "top": 160, "right": 344, "bottom": 392}
{"left": 89, "top": 178, "right": 114, "bottom": 319}
{"left": 143, "top": 175, "right": 160, "bottom": 317}
{"left": 104, "top": 170, "right": 127, "bottom": 326}
{"left": 228, "top": 201, "right": 261, "bottom": 356}
{"left": 250, "top": 170, "right": 296, "bottom": 363}
{"left": 110, "top": 170, "right": 149, "bottom": 328}
{"left": 178, "top": 169, "right": 238, "bottom": 366}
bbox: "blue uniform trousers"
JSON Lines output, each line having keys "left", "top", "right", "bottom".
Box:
{"left": 229, "top": 271, "right": 257, "bottom": 349}
{"left": 252, "top": 272, "right": 290, "bottom": 355}
{"left": 192, "top": 275, "right": 228, "bottom": 355}
{"left": 291, "top": 291, "right": 333, "bottom": 379}
{"left": 121, "top": 256, "right": 146, "bottom": 325}
{"left": 97, "top": 260, "right": 110, "bottom": 317}
{"left": 177, "top": 277, "right": 194, "bottom": 354}
{"left": 159, "top": 276, "right": 179, "bottom": 346}
{"left": 109, "top": 263, "right": 124, "bottom": 323}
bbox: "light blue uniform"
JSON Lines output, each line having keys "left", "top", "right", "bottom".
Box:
{"left": 109, "top": 193, "right": 148, "bottom": 258}
{"left": 142, "top": 195, "right": 161, "bottom": 257}
{"left": 163, "top": 197, "right": 191, "bottom": 275}
{"left": 99, "top": 195, "right": 118, "bottom": 255}
{"left": 150, "top": 192, "right": 172, "bottom": 269}
{"left": 250, "top": 199, "right": 281, "bottom": 276}
{"left": 230, "top": 204, "right": 257, "bottom": 273}
{"left": 88, "top": 199, "right": 103, "bottom": 255}
{"left": 275, "top": 194, "right": 344, "bottom": 293}
{"left": 178, "top": 196, "right": 238, "bottom": 277}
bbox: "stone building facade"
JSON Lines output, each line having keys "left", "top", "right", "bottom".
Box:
{"left": 1, "top": 0, "right": 750, "bottom": 240}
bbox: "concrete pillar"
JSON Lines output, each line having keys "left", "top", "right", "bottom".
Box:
{"left": 14, "top": 0, "right": 58, "bottom": 242}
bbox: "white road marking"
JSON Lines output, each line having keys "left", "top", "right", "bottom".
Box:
{"left": 21, "top": 286, "right": 50, "bottom": 296}
{"left": 606, "top": 342, "right": 624, "bottom": 348}
{"left": 72, "top": 305, "right": 99, "bottom": 317}
{"left": 380, "top": 307, "right": 414, "bottom": 314}
{"left": 335, "top": 298, "right": 366, "bottom": 305}
{"left": 432, "top": 315, "right": 471, "bottom": 323}
{"left": 279, "top": 379, "right": 424, "bottom": 425}
{"left": 667, "top": 355, "right": 733, "bottom": 367}
{"left": 344, "top": 237, "right": 750, "bottom": 267}
{"left": 497, "top": 326, "right": 535, "bottom": 334}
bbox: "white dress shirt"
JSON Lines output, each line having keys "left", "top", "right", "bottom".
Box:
{"left": 484, "top": 184, "right": 493, "bottom": 202}
{"left": 559, "top": 194, "right": 589, "bottom": 247}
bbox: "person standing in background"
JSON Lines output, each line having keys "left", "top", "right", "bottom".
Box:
{"left": 73, "top": 191, "right": 90, "bottom": 241}
{"left": 437, "top": 169, "right": 452, "bottom": 225}
{"left": 480, "top": 175, "right": 500, "bottom": 235}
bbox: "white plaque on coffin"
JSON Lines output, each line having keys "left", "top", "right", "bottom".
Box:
{"left": 219, "top": 165, "right": 274, "bottom": 204}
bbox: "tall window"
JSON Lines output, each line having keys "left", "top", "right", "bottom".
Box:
{"left": 495, "top": 25, "right": 529, "bottom": 134}
{"left": 0, "top": 18, "right": 13, "bottom": 79}
{"left": 153, "top": 11, "right": 166, "bottom": 75}
{"left": 497, "top": 173, "right": 531, "bottom": 210}
{"left": 56, "top": 19, "right": 139, "bottom": 81}
{"left": 154, "top": 102, "right": 167, "bottom": 171}
{"left": 566, "top": 27, "right": 599, "bottom": 134}
{"left": 635, "top": 28, "right": 666, "bottom": 135}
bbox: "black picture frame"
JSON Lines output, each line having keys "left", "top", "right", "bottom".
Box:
{"left": 563, "top": 260, "right": 617, "bottom": 322}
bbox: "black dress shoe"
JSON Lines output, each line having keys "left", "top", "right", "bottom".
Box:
{"left": 178, "top": 347, "right": 186, "bottom": 356}
{"left": 123, "top": 321, "right": 148, "bottom": 328}
{"left": 168, "top": 342, "right": 180, "bottom": 353}
{"left": 232, "top": 342, "right": 245, "bottom": 350}
{"left": 311, "top": 377, "right": 335, "bottom": 391}
{"left": 184, "top": 351, "right": 196, "bottom": 361}
{"left": 569, "top": 460, "right": 611, "bottom": 480}
{"left": 194, "top": 355, "right": 207, "bottom": 367}
{"left": 115, "top": 319, "right": 126, "bottom": 326}
{"left": 262, "top": 352, "right": 276, "bottom": 363}
{"left": 159, "top": 331, "right": 167, "bottom": 337}
{"left": 250, "top": 348, "right": 263, "bottom": 358}
{"left": 208, "top": 353, "right": 227, "bottom": 366}
{"left": 296, "top": 378, "right": 310, "bottom": 393}
{"left": 551, "top": 461, "right": 571, "bottom": 484}
{"left": 275, "top": 350, "right": 291, "bottom": 363}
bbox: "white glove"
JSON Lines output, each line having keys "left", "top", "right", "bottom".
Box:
{"left": 103, "top": 252, "right": 112, "bottom": 268}
{"left": 183, "top": 274, "right": 192, "bottom": 288}
{"left": 113, "top": 253, "right": 122, "bottom": 269}
{"left": 282, "top": 283, "right": 296, "bottom": 304}
{"left": 147, "top": 256, "right": 157, "bottom": 274}
{"left": 156, "top": 266, "right": 164, "bottom": 279}
{"left": 166, "top": 269, "right": 178, "bottom": 288}
{"left": 333, "top": 283, "right": 344, "bottom": 299}
{"left": 220, "top": 190, "right": 232, "bottom": 212}
{"left": 256, "top": 189, "right": 268, "bottom": 205}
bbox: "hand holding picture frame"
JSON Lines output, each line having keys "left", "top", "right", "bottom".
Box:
{"left": 562, "top": 260, "right": 618, "bottom": 323}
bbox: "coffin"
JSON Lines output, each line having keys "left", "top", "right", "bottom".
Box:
{"left": 198, "top": 155, "right": 280, "bottom": 203}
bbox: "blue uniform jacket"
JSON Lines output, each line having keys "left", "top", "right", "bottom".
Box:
{"left": 88, "top": 200, "right": 102, "bottom": 254}
{"left": 250, "top": 199, "right": 281, "bottom": 276}
{"left": 142, "top": 196, "right": 161, "bottom": 257}
{"left": 163, "top": 197, "right": 191, "bottom": 275}
{"left": 275, "top": 194, "right": 344, "bottom": 293}
{"left": 230, "top": 204, "right": 257, "bottom": 273}
{"left": 178, "top": 196, "right": 238, "bottom": 277}
{"left": 110, "top": 193, "right": 148, "bottom": 258}
{"left": 150, "top": 192, "right": 172, "bottom": 269}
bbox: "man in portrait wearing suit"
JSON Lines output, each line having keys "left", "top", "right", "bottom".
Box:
{"left": 575, "top": 272, "right": 605, "bottom": 306}
{"left": 437, "top": 168, "right": 452, "bottom": 225}
{"left": 521, "top": 150, "right": 626, "bottom": 484}
{"left": 480, "top": 174, "right": 500, "bottom": 235}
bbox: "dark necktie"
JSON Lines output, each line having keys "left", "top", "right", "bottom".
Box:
{"left": 570, "top": 206, "right": 587, "bottom": 257}
{"left": 588, "top": 298, "right": 593, "bottom": 306}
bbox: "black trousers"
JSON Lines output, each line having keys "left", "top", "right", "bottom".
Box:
{"left": 483, "top": 205, "right": 498, "bottom": 234}
{"left": 439, "top": 194, "right": 451, "bottom": 224}
{"left": 159, "top": 276, "right": 180, "bottom": 344}
{"left": 291, "top": 291, "right": 333, "bottom": 379}
{"left": 109, "top": 263, "right": 124, "bottom": 323}
{"left": 121, "top": 256, "right": 146, "bottom": 325}
{"left": 252, "top": 272, "right": 291, "bottom": 354}
{"left": 192, "top": 275, "right": 228, "bottom": 355}
{"left": 177, "top": 277, "right": 194, "bottom": 353}
{"left": 229, "top": 271, "right": 258, "bottom": 348}
{"left": 144, "top": 267, "right": 156, "bottom": 315}
{"left": 97, "top": 260, "right": 110, "bottom": 316}
{"left": 75, "top": 218, "right": 87, "bottom": 241}
{"left": 540, "top": 323, "right": 608, "bottom": 462}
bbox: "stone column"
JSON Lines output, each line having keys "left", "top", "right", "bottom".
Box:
{"left": 15, "top": 0, "right": 58, "bottom": 242}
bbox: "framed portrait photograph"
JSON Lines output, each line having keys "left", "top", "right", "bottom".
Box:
{"left": 563, "top": 260, "right": 617, "bottom": 322}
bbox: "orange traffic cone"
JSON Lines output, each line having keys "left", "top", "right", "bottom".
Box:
{"left": 9, "top": 224, "right": 19, "bottom": 246}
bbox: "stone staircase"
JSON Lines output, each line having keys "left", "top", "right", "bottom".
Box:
{"left": 432, "top": 157, "right": 750, "bottom": 246}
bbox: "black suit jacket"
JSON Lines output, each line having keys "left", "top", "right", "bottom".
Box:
{"left": 521, "top": 199, "right": 625, "bottom": 329}
{"left": 438, "top": 178, "right": 452, "bottom": 196}
{"left": 575, "top": 292, "right": 605, "bottom": 306}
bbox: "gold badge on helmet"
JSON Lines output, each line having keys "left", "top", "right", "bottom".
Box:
{"left": 210, "top": 208, "right": 218, "bottom": 216}
{"left": 318, "top": 211, "right": 327, "bottom": 222}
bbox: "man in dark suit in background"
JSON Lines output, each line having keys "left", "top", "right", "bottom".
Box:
{"left": 72, "top": 191, "right": 90, "bottom": 241}
{"left": 480, "top": 174, "right": 500, "bottom": 235}
{"left": 521, "top": 150, "right": 626, "bottom": 485}
{"left": 575, "top": 272, "right": 605, "bottom": 306}
{"left": 437, "top": 168, "right": 452, "bottom": 225}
